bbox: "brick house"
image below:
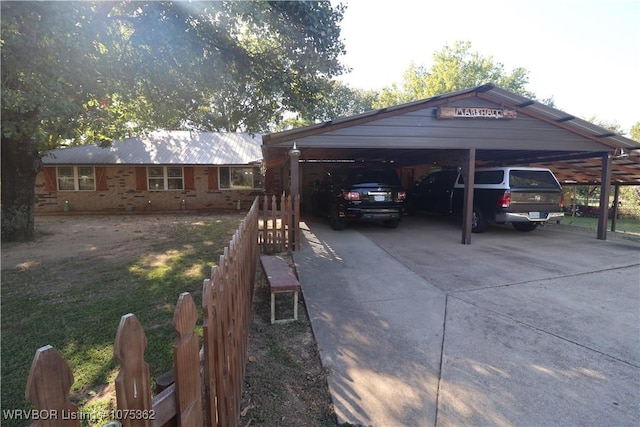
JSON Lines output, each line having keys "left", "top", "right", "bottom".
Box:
{"left": 35, "top": 131, "right": 265, "bottom": 213}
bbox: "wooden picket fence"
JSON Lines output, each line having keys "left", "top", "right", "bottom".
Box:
{"left": 25, "top": 197, "right": 262, "bottom": 427}
{"left": 257, "top": 193, "right": 300, "bottom": 253}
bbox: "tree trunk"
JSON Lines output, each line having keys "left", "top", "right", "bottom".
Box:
{"left": 1, "top": 135, "right": 41, "bottom": 241}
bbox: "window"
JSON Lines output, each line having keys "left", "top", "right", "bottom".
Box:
{"left": 57, "top": 166, "right": 95, "bottom": 191}
{"left": 148, "top": 166, "right": 184, "bottom": 191}
{"left": 219, "top": 166, "right": 263, "bottom": 189}
{"left": 510, "top": 170, "right": 559, "bottom": 189}
{"left": 457, "top": 170, "right": 504, "bottom": 185}
{"left": 475, "top": 171, "right": 504, "bottom": 185}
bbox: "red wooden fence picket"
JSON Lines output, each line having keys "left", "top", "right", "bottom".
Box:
{"left": 114, "top": 314, "right": 153, "bottom": 427}
{"left": 25, "top": 345, "right": 79, "bottom": 427}
{"left": 172, "top": 293, "right": 202, "bottom": 426}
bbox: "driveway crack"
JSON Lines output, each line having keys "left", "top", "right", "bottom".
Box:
{"left": 449, "top": 293, "right": 640, "bottom": 369}
{"left": 446, "top": 262, "right": 640, "bottom": 295}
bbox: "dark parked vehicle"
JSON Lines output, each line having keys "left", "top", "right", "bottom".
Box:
{"left": 311, "top": 168, "right": 406, "bottom": 230}
{"left": 406, "top": 167, "right": 564, "bottom": 232}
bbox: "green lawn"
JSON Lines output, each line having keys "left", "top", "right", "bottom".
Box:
{"left": 560, "top": 214, "right": 640, "bottom": 235}
{"left": 1, "top": 214, "right": 242, "bottom": 427}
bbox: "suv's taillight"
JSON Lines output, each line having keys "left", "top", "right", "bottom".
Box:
{"left": 343, "top": 191, "right": 360, "bottom": 201}
{"left": 498, "top": 191, "right": 511, "bottom": 208}
{"left": 560, "top": 193, "right": 564, "bottom": 209}
{"left": 397, "top": 191, "right": 406, "bottom": 201}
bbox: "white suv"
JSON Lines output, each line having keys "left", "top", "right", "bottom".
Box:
{"left": 408, "top": 167, "right": 564, "bottom": 232}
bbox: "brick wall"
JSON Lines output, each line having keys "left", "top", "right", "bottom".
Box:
{"left": 35, "top": 166, "right": 264, "bottom": 213}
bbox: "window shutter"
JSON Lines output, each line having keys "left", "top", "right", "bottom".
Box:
{"left": 135, "top": 167, "right": 147, "bottom": 191}
{"left": 43, "top": 167, "right": 57, "bottom": 191}
{"left": 184, "top": 167, "right": 195, "bottom": 190}
{"left": 208, "top": 167, "right": 219, "bottom": 190}
{"left": 95, "top": 167, "right": 108, "bottom": 191}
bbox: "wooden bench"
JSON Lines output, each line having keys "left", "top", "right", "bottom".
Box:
{"left": 260, "top": 255, "right": 301, "bottom": 324}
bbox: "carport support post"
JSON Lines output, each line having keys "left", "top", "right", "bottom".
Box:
{"left": 461, "top": 148, "right": 476, "bottom": 244}
{"left": 289, "top": 142, "right": 300, "bottom": 198}
{"left": 289, "top": 143, "right": 301, "bottom": 249}
{"left": 597, "top": 152, "right": 612, "bottom": 240}
{"left": 611, "top": 184, "right": 620, "bottom": 232}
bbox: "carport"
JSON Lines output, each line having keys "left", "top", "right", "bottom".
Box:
{"left": 262, "top": 84, "right": 640, "bottom": 243}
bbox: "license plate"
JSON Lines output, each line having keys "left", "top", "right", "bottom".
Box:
{"left": 529, "top": 212, "right": 540, "bottom": 219}
{"left": 374, "top": 195, "right": 386, "bottom": 202}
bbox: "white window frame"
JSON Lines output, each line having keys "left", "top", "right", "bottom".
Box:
{"left": 219, "top": 166, "right": 263, "bottom": 190}
{"left": 147, "top": 166, "right": 184, "bottom": 191}
{"left": 57, "top": 166, "right": 96, "bottom": 191}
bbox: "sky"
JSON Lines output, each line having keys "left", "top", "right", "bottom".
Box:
{"left": 332, "top": 0, "right": 640, "bottom": 134}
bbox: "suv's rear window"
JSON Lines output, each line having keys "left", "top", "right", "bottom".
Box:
{"left": 509, "top": 170, "right": 559, "bottom": 188}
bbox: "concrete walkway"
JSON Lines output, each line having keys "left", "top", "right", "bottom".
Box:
{"left": 292, "top": 217, "right": 640, "bottom": 426}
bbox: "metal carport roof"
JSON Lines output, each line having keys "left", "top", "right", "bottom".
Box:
{"left": 262, "top": 84, "right": 640, "bottom": 185}
{"left": 262, "top": 84, "right": 640, "bottom": 243}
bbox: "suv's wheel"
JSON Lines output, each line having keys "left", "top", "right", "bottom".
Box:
{"left": 329, "top": 207, "right": 346, "bottom": 230}
{"left": 383, "top": 218, "right": 400, "bottom": 228}
{"left": 471, "top": 208, "right": 488, "bottom": 233}
{"left": 513, "top": 222, "right": 538, "bottom": 232}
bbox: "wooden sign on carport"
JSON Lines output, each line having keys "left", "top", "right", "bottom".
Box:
{"left": 437, "top": 106, "right": 517, "bottom": 119}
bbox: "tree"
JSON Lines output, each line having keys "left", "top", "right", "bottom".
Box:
{"left": 375, "top": 41, "right": 541, "bottom": 108}
{"left": 583, "top": 116, "right": 625, "bottom": 135}
{"left": 272, "top": 81, "right": 378, "bottom": 131}
{"left": 1, "top": 1, "right": 346, "bottom": 241}
{"left": 630, "top": 121, "right": 640, "bottom": 141}
{"left": 613, "top": 120, "right": 639, "bottom": 207}
{"left": 277, "top": 81, "right": 379, "bottom": 130}
{"left": 307, "top": 81, "right": 378, "bottom": 121}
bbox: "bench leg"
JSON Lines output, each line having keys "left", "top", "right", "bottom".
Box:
{"left": 271, "top": 292, "right": 276, "bottom": 324}
{"left": 270, "top": 289, "right": 301, "bottom": 324}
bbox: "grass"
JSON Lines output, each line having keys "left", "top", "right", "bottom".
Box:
{"left": 559, "top": 214, "right": 640, "bottom": 235}
{"left": 239, "top": 284, "right": 336, "bottom": 427}
{"left": 1, "top": 215, "right": 242, "bottom": 427}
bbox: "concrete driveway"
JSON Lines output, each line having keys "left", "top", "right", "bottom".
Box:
{"left": 292, "top": 216, "right": 640, "bottom": 426}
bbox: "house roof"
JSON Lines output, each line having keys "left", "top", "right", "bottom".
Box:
{"left": 262, "top": 84, "right": 640, "bottom": 185}
{"left": 43, "top": 131, "right": 263, "bottom": 165}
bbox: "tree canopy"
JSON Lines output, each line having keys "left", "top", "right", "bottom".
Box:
{"left": 1, "top": 1, "right": 346, "bottom": 240}
{"left": 2, "top": 1, "right": 346, "bottom": 139}
{"left": 374, "top": 41, "right": 551, "bottom": 108}
{"left": 276, "top": 81, "right": 378, "bottom": 130}
{"left": 630, "top": 122, "right": 640, "bottom": 142}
